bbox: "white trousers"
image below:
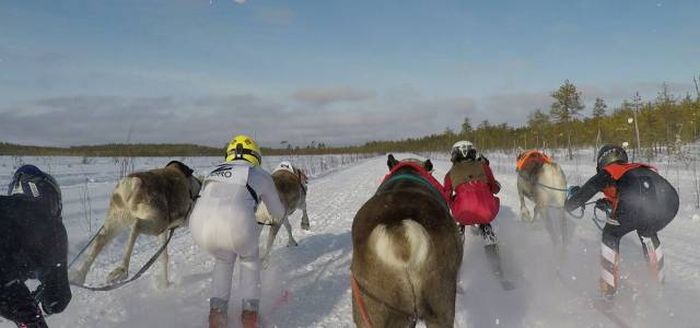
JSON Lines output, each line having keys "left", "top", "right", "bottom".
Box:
{"left": 189, "top": 198, "right": 263, "bottom": 306}
{"left": 211, "top": 243, "right": 261, "bottom": 303}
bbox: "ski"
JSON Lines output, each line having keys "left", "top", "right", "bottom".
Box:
{"left": 497, "top": 275, "right": 515, "bottom": 291}
{"left": 484, "top": 244, "right": 515, "bottom": 290}
{"left": 555, "top": 268, "right": 631, "bottom": 328}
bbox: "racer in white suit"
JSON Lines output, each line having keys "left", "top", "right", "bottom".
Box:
{"left": 189, "top": 135, "right": 285, "bottom": 328}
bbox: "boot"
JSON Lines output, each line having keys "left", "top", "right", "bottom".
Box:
{"left": 599, "top": 278, "right": 616, "bottom": 299}
{"left": 209, "top": 298, "right": 228, "bottom": 328}
{"left": 640, "top": 235, "right": 665, "bottom": 284}
{"left": 241, "top": 299, "right": 260, "bottom": 328}
{"left": 241, "top": 310, "right": 258, "bottom": 328}
{"left": 480, "top": 224, "right": 498, "bottom": 245}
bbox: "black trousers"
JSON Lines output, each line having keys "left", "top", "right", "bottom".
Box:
{"left": 599, "top": 171, "right": 676, "bottom": 292}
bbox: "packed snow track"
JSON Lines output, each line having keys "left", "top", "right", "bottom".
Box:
{"left": 2, "top": 153, "right": 699, "bottom": 327}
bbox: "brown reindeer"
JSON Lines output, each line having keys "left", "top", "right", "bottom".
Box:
{"left": 256, "top": 161, "right": 309, "bottom": 262}
{"left": 69, "top": 161, "right": 202, "bottom": 288}
{"left": 351, "top": 154, "right": 463, "bottom": 328}
{"left": 516, "top": 150, "right": 571, "bottom": 249}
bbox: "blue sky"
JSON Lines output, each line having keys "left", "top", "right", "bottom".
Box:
{"left": 1, "top": 0, "right": 698, "bottom": 147}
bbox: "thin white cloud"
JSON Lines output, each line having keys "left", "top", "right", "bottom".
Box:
{"left": 292, "top": 87, "right": 376, "bottom": 107}
{"left": 0, "top": 93, "right": 474, "bottom": 147}
{"left": 1, "top": 80, "right": 692, "bottom": 148}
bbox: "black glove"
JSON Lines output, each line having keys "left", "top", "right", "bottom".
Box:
{"left": 566, "top": 186, "right": 581, "bottom": 199}
{"left": 595, "top": 198, "right": 612, "bottom": 212}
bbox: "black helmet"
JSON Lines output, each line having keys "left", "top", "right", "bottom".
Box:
{"left": 596, "top": 144, "right": 628, "bottom": 171}
{"left": 8, "top": 164, "right": 62, "bottom": 217}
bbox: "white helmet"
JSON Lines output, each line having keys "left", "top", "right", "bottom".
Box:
{"left": 451, "top": 140, "right": 476, "bottom": 162}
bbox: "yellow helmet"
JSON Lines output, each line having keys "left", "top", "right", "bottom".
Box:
{"left": 226, "top": 135, "right": 262, "bottom": 166}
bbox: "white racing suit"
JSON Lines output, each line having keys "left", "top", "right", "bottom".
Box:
{"left": 189, "top": 161, "right": 285, "bottom": 314}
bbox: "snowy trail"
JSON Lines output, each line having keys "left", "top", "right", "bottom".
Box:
{"left": 3, "top": 153, "right": 700, "bottom": 327}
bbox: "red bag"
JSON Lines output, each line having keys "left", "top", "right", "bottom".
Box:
{"left": 451, "top": 181, "right": 500, "bottom": 225}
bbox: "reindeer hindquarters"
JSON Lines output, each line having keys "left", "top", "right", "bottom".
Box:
{"left": 420, "top": 270, "right": 457, "bottom": 328}
{"left": 361, "top": 293, "right": 417, "bottom": 328}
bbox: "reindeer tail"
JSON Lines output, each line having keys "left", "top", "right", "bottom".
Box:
{"left": 369, "top": 219, "right": 431, "bottom": 270}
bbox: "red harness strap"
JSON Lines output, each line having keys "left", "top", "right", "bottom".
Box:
{"left": 351, "top": 273, "right": 374, "bottom": 328}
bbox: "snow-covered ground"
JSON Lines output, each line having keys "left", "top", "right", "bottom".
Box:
{"left": 1, "top": 151, "right": 699, "bottom": 327}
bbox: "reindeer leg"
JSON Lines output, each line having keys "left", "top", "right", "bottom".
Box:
{"left": 262, "top": 221, "right": 283, "bottom": 263}
{"left": 107, "top": 222, "right": 140, "bottom": 283}
{"left": 283, "top": 216, "right": 298, "bottom": 247}
{"left": 541, "top": 205, "right": 560, "bottom": 247}
{"left": 69, "top": 213, "right": 125, "bottom": 285}
{"left": 158, "top": 231, "right": 171, "bottom": 289}
{"left": 300, "top": 202, "right": 310, "bottom": 231}
{"left": 560, "top": 208, "right": 572, "bottom": 252}
{"left": 519, "top": 190, "right": 532, "bottom": 222}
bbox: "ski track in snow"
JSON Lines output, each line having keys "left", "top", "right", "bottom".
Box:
{"left": 2, "top": 152, "right": 700, "bottom": 327}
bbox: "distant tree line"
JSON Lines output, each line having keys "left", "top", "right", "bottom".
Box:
{"left": 353, "top": 79, "right": 700, "bottom": 160}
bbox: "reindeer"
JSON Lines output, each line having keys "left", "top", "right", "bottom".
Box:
{"left": 256, "top": 161, "right": 309, "bottom": 262}
{"left": 351, "top": 154, "right": 462, "bottom": 327}
{"left": 69, "top": 161, "right": 201, "bottom": 288}
{"left": 516, "top": 150, "right": 571, "bottom": 249}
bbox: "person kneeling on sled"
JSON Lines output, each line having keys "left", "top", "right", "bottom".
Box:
{"left": 565, "top": 144, "right": 678, "bottom": 297}
{"left": 0, "top": 165, "right": 72, "bottom": 328}
{"left": 444, "top": 141, "right": 503, "bottom": 274}
{"left": 189, "top": 135, "right": 285, "bottom": 328}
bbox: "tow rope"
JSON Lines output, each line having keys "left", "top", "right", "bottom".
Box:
{"left": 565, "top": 200, "right": 608, "bottom": 232}
{"left": 67, "top": 225, "right": 105, "bottom": 270}
{"left": 69, "top": 227, "right": 176, "bottom": 291}
{"left": 517, "top": 171, "right": 569, "bottom": 192}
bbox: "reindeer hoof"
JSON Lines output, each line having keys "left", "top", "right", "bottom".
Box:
{"left": 287, "top": 239, "right": 298, "bottom": 247}
{"left": 107, "top": 266, "right": 128, "bottom": 283}
{"left": 301, "top": 221, "right": 310, "bottom": 231}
